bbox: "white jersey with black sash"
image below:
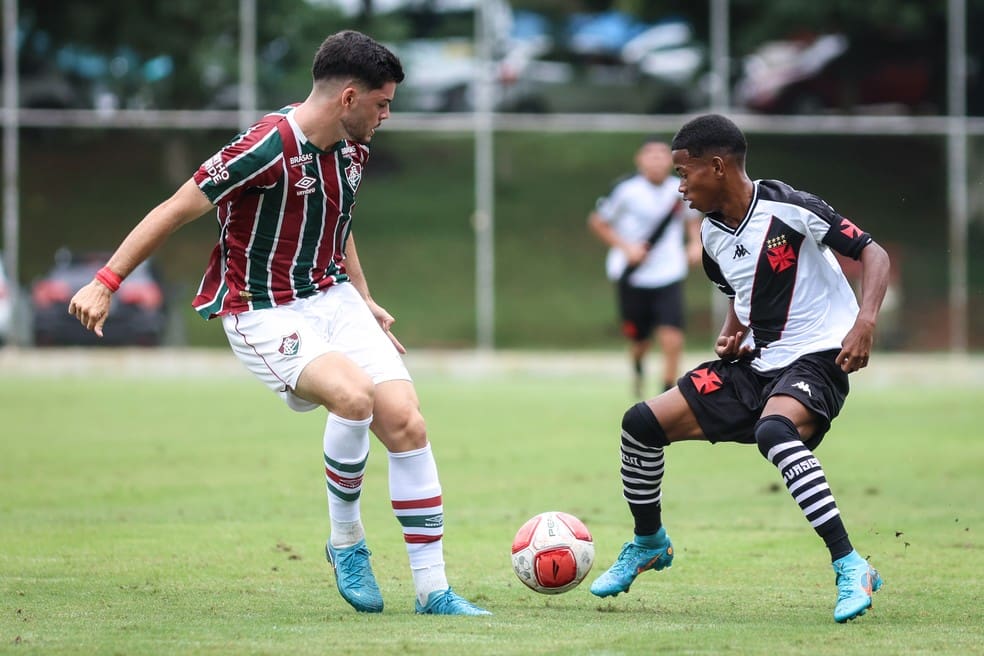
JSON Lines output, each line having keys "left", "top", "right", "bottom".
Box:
{"left": 700, "top": 179, "right": 873, "bottom": 372}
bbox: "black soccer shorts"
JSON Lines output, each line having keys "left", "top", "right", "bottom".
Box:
{"left": 676, "top": 348, "right": 850, "bottom": 450}
{"left": 617, "top": 280, "right": 685, "bottom": 342}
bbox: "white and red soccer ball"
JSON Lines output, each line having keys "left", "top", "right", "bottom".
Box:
{"left": 511, "top": 511, "right": 594, "bottom": 594}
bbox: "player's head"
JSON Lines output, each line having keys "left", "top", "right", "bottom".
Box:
{"left": 636, "top": 137, "right": 672, "bottom": 185}
{"left": 312, "top": 30, "right": 404, "bottom": 90}
{"left": 670, "top": 114, "right": 748, "bottom": 214}
{"left": 313, "top": 31, "right": 405, "bottom": 144}
{"left": 670, "top": 114, "right": 747, "bottom": 162}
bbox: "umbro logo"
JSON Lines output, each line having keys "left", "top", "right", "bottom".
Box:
{"left": 733, "top": 243, "right": 751, "bottom": 258}
{"left": 792, "top": 381, "right": 812, "bottom": 396}
{"left": 294, "top": 176, "right": 317, "bottom": 195}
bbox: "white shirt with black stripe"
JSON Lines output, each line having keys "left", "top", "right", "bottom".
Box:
{"left": 701, "top": 179, "right": 873, "bottom": 372}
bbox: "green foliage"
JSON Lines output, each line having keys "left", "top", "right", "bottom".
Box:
{"left": 0, "top": 359, "right": 982, "bottom": 654}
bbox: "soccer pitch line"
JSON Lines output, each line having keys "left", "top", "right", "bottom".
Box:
{"left": 1, "top": 347, "right": 983, "bottom": 388}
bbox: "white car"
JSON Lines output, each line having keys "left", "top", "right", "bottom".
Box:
{"left": 0, "top": 254, "right": 12, "bottom": 346}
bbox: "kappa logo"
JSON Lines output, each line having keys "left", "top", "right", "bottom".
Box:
{"left": 294, "top": 176, "right": 317, "bottom": 195}
{"left": 345, "top": 161, "right": 362, "bottom": 190}
{"left": 792, "top": 381, "right": 812, "bottom": 396}
{"left": 733, "top": 243, "right": 751, "bottom": 259}
{"left": 279, "top": 332, "right": 301, "bottom": 356}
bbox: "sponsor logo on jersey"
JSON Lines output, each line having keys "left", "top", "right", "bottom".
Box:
{"left": 792, "top": 381, "right": 813, "bottom": 396}
{"left": 204, "top": 155, "right": 230, "bottom": 184}
{"left": 289, "top": 153, "right": 313, "bottom": 167}
{"left": 295, "top": 176, "right": 317, "bottom": 195}
{"left": 279, "top": 332, "right": 301, "bottom": 356}
{"left": 345, "top": 162, "right": 362, "bottom": 190}
{"left": 766, "top": 234, "right": 796, "bottom": 273}
{"left": 690, "top": 367, "right": 723, "bottom": 394}
{"left": 341, "top": 145, "right": 358, "bottom": 156}
{"left": 733, "top": 243, "right": 751, "bottom": 258}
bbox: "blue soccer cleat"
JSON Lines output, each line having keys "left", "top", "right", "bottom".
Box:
{"left": 414, "top": 587, "right": 492, "bottom": 616}
{"left": 590, "top": 528, "right": 674, "bottom": 598}
{"left": 325, "top": 539, "right": 384, "bottom": 613}
{"left": 832, "top": 549, "right": 883, "bottom": 623}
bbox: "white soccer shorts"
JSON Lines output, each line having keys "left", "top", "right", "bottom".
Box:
{"left": 222, "top": 282, "right": 411, "bottom": 412}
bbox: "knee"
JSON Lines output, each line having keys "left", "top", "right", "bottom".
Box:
{"left": 328, "top": 380, "right": 375, "bottom": 419}
{"left": 622, "top": 402, "right": 669, "bottom": 448}
{"left": 379, "top": 406, "right": 428, "bottom": 452}
{"left": 753, "top": 415, "right": 800, "bottom": 459}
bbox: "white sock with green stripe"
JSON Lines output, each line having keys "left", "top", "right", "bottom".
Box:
{"left": 324, "top": 413, "right": 371, "bottom": 549}
{"left": 389, "top": 443, "right": 448, "bottom": 604}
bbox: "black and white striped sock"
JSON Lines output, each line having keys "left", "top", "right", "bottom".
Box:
{"left": 620, "top": 428, "right": 665, "bottom": 536}
{"left": 755, "top": 415, "right": 852, "bottom": 560}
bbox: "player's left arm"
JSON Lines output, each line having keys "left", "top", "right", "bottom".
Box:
{"left": 836, "top": 240, "right": 890, "bottom": 373}
{"left": 684, "top": 210, "right": 703, "bottom": 267}
{"left": 343, "top": 232, "right": 406, "bottom": 354}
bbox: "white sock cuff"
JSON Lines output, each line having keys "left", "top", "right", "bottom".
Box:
{"left": 327, "top": 412, "right": 372, "bottom": 428}
{"left": 388, "top": 442, "right": 432, "bottom": 460}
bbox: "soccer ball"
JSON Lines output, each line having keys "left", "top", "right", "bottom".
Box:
{"left": 511, "top": 511, "right": 594, "bottom": 594}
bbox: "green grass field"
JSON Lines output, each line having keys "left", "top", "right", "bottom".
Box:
{"left": 1, "top": 352, "right": 982, "bottom": 655}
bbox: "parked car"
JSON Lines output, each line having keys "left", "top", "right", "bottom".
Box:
{"left": 0, "top": 254, "right": 12, "bottom": 346}
{"left": 32, "top": 250, "right": 167, "bottom": 347}
{"left": 498, "top": 14, "right": 707, "bottom": 114}
{"left": 734, "top": 33, "right": 938, "bottom": 114}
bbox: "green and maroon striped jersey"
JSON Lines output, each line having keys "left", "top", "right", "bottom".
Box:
{"left": 192, "top": 105, "right": 369, "bottom": 318}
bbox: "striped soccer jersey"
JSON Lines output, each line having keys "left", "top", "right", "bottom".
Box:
{"left": 701, "top": 179, "right": 873, "bottom": 372}
{"left": 192, "top": 105, "right": 369, "bottom": 318}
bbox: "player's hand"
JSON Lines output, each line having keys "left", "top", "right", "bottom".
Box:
{"left": 836, "top": 319, "right": 875, "bottom": 373}
{"left": 623, "top": 243, "right": 649, "bottom": 266}
{"left": 715, "top": 331, "right": 752, "bottom": 360}
{"left": 67, "top": 279, "right": 114, "bottom": 338}
{"left": 366, "top": 298, "right": 406, "bottom": 354}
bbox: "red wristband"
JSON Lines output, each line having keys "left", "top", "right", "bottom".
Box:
{"left": 95, "top": 266, "right": 123, "bottom": 293}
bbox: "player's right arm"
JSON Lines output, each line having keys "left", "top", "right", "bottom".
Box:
{"left": 587, "top": 211, "right": 648, "bottom": 266}
{"left": 68, "top": 179, "right": 213, "bottom": 337}
{"left": 714, "top": 299, "right": 751, "bottom": 360}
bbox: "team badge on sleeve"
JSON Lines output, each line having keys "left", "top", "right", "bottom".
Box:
{"left": 279, "top": 332, "right": 301, "bottom": 356}
{"left": 839, "top": 217, "right": 862, "bottom": 239}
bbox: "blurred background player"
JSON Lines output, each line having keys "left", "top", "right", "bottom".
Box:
{"left": 588, "top": 138, "right": 702, "bottom": 398}
{"left": 68, "top": 30, "right": 489, "bottom": 617}
{"left": 589, "top": 114, "right": 891, "bottom": 623}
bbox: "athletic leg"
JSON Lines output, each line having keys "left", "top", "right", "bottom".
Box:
{"left": 590, "top": 390, "right": 704, "bottom": 598}
{"left": 372, "top": 380, "right": 490, "bottom": 616}
{"left": 756, "top": 395, "right": 882, "bottom": 622}
{"left": 655, "top": 325, "right": 684, "bottom": 392}
{"left": 294, "top": 353, "right": 385, "bottom": 613}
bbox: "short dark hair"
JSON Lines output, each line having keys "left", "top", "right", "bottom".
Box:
{"left": 312, "top": 30, "right": 405, "bottom": 89}
{"left": 671, "top": 114, "right": 747, "bottom": 160}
